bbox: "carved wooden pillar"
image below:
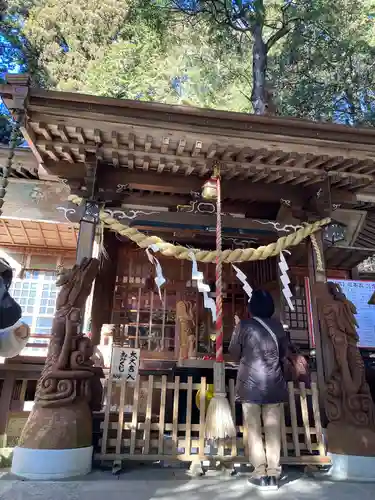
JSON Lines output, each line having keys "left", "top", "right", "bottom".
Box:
{"left": 90, "top": 230, "right": 119, "bottom": 346}
{"left": 307, "top": 229, "right": 332, "bottom": 392}
{"left": 12, "top": 259, "right": 102, "bottom": 479}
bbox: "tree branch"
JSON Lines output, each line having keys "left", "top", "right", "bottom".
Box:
{"left": 266, "top": 16, "right": 299, "bottom": 51}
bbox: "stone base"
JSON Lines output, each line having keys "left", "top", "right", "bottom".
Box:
{"left": 327, "top": 423, "right": 375, "bottom": 456}
{"left": 11, "top": 446, "right": 93, "bottom": 479}
{"left": 327, "top": 453, "right": 375, "bottom": 482}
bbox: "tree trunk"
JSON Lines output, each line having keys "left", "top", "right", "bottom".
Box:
{"left": 251, "top": 25, "right": 267, "bottom": 115}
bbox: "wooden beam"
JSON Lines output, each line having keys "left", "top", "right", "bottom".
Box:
{"left": 206, "top": 143, "right": 218, "bottom": 158}
{"left": 38, "top": 122, "right": 52, "bottom": 141}
{"left": 0, "top": 373, "right": 15, "bottom": 444}
{"left": 75, "top": 127, "right": 86, "bottom": 144}
{"left": 21, "top": 125, "right": 44, "bottom": 164}
{"left": 0, "top": 220, "right": 15, "bottom": 245}
{"left": 145, "top": 135, "right": 152, "bottom": 152}
{"left": 44, "top": 162, "right": 301, "bottom": 202}
{"left": 106, "top": 210, "right": 280, "bottom": 235}
{"left": 91, "top": 231, "right": 118, "bottom": 345}
{"left": 128, "top": 133, "right": 135, "bottom": 150}
{"left": 0, "top": 243, "right": 76, "bottom": 256}
{"left": 44, "top": 160, "right": 357, "bottom": 205}
{"left": 191, "top": 140, "right": 203, "bottom": 157}
{"left": 161, "top": 136, "right": 170, "bottom": 154}
{"left": 58, "top": 124, "right": 69, "bottom": 142}
{"left": 61, "top": 145, "right": 74, "bottom": 163}
{"left": 35, "top": 138, "right": 374, "bottom": 187}
{"left": 19, "top": 220, "right": 31, "bottom": 245}
{"left": 94, "top": 129, "right": 102, "bottom": 145}
{"left": 60, "top": 198, "right": 282, "bottom": 236}
{"left": 45, "top": 144, "right": 59, "bottom": 162}
{"left": 111, "top": 131, "right": 119, "bottom": 148}
{"left": 176, "top": 139, "right": 186, "bottom": 155}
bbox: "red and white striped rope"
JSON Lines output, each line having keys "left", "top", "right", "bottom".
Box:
{"left": 215, "top": 172, "right": 223, "bottom": 363}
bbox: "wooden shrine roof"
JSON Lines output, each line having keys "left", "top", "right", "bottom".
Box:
{"left": 0, "top": 218, "right": 78, "bottom": 250}
{"left": 2, "top": 75, "right": 375, "bottom": 196}
{"left": 2, "top": 74, "right": 375, "bottom": 270}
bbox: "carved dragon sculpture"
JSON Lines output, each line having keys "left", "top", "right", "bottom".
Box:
{"left": 314, "top": 281, "right": 375, "bottom": 455}
{"left": 35, "top": 258, "right": 101, "bottom": 408}
{"left": 18, "top": 258, "right": 102, "bottom": 450}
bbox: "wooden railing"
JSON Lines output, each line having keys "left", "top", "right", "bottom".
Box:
{"left": 0, "top": 372, "right": 40, "bottom": 449}
{"left": 0, "top": 370, "right": 329, "bottom": 471}
{"left": 97, "top": 375, "right": 328, "bottom": 466}
{"left": 21, "top": 334, "right": 50, "bottom": 357}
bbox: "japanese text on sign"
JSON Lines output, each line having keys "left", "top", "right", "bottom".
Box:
{"left": 331, "top": 279, "right": 375, "bottom": 349}
{"left": 111, "top": 347, "right": 140, "bottom": 381}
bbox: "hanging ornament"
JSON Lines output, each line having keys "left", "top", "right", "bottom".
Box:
{"left": 232, "top": 264, "right": 253, "bottom": 302}
{"left": 145, "top": 244, "right": 166, "bottom": 300}
{"left": 189, "top": 252, "right": 216, "bottom": 322}
{"left": 201, "top": 168, "right": 219, "bottom": 200}
{"left": 279, "top": 251, "right": 294, "bottom": 311}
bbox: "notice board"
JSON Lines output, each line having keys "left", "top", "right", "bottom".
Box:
{"left": 331, "top": 279, "right": 375, "bottom": 349}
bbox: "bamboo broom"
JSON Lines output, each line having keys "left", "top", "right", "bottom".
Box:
{"left": 205, "top": 166, "right": 236, "bottom": 440}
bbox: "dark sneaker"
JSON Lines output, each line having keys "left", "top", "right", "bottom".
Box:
{"left": 248, "top": 476, "right": 269, "bottom": 490}
{"left": 267, "top": 476, "right": 279, "bottom": 491}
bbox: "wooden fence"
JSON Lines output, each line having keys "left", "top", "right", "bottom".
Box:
{"left": 0, "top": 371, "right": 40, "bottom": 448}
{"left": 97, "top": 375, "right": 329, "bottom": 466}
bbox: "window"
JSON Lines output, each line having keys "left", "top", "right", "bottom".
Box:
{"left": 8, "top": 271, "right": 57, "bottom": 335}
{"left": 36, "top": 317, "right": 53, "bottom": 336}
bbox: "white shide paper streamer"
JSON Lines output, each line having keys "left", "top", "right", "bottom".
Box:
{"left": 145, "top": 244, "right": 166, "bottom": 300}
{"left": 232, "top": 264, "right": 253, "bottom": 302}
{"left": 279, "top": 251, "right": 295, "bottom": 311}
{"left": 189, "top": 252, "right": 216, "bottom": 322}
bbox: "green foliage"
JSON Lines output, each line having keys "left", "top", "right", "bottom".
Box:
{"left": 0, "top": 112, "right": 24, "bottom": 145}
{"left": 269, "top": 0, "right": 375, "bottom": 124}
{"left": 3, "top": 0, "right": 250, "bottom": 110}
{"left": 1, "top": 0, "right": 374, "bottom": 125}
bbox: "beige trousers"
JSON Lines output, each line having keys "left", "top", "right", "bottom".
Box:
{"left": 242, "top": 403, "right": 282, "bottom": 478}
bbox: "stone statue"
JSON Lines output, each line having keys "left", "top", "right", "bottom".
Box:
{"left": 18, "top": 258, "right": 102, "bottom": 450}
{"left": 176, "top": 300, "right": 196, "bottom": 360}
{"left": 314, "top": 281, "right": 375, "bottom": 455}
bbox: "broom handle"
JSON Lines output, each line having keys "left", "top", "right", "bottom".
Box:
{"left": 215, "top": 173, "right": 223, "bottom": 363}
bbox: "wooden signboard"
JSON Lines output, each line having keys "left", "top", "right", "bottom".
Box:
{"left": 110, "top": 347, "right": 140, "bottom": 381}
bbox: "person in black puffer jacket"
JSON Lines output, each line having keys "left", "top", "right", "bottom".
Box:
{"left": 0, "top": 258, "right": 22, "bottom": 330}
{"left": 229, "top": 289, "right": 288, "bottom": 491}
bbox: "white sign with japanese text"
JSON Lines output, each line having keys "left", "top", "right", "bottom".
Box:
{"left": 331, "top": 279, "right": 375, "bottom": 349}
{"left": 110, "top": 347, "right": 140, "bottom": 381}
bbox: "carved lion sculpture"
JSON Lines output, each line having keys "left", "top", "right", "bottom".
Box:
{"left": 313, "top": 281, "right": 375, "bottom": 455}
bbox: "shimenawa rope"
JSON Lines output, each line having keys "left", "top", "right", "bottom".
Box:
{"left": 68, "top": 194, "right": 330, "bottom": 264}
{"left": 310, "top": 233, "right": 324, "bottom": 272}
